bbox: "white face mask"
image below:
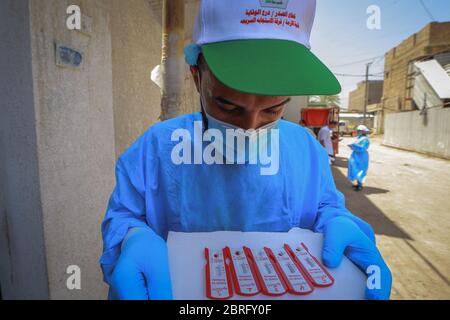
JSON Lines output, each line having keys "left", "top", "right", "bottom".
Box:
{"left": 197, "top": 70, "right": 280, "bottom": 164}
{"left": 203, "top": 107, "right": 279, "bottom": 164}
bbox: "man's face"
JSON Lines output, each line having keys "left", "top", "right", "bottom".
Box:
{"left": 190, "top": 56, "right": 291, "bottom": 130}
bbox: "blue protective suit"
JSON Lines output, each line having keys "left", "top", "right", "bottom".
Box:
{"left": 100, "top": 112, "right": 375, "bottom": 285}
{"left": 348, "top": 135, "right": 370, "bottom": 184}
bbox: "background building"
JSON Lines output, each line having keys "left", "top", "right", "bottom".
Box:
{"left": 339, "top": 112, "right": 375, "bottom": 135}
{"left": 381, "top": 22, "right": 450, "bottom": 158}
{"left": 348, "top": 80, "right": 384, "bottom": 114}
{"left": 382, "top": 22, "right": 450, "bottom": 113}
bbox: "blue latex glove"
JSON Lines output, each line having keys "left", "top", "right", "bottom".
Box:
{"left": 110, "top": 227, "right": 173, "bottom": 300}
{"left": 322, "top": 216, "right": 392, "bottom": 300}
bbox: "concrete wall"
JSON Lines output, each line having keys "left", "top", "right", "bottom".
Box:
{"left": 383, "top": 108, "right": 450, "bottom": 159}
{"left": 28, "top": 0, "right": 115, "bottom": 299}
{"left": 111, "top": 0, "right": 163, "bottom": 156}
{"left": 184, "top": 0, "right": 201, "bottom": 115}
{"left": 0, "top": 0, "right": 202, "bottom": 300}
{"left": 283, "top": 96, "right": 308, "bottom": 124}
{"left": 111, "top": 0, "right": 201, "bottom": 156}
{"left": 373, "top": 110, "right": 384, "bottom": 135}
{"left": 1, "top": 0, "right": 115, "bottom": 299}
{"left": 0, "top": 0, "right": 49, "bottom": 299}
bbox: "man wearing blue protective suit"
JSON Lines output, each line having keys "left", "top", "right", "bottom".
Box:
{"left": 100, "top": 0, "right": 392, "bottom": 300}
{"left": 348, "top": 125, "right": 371, "bottom": 192}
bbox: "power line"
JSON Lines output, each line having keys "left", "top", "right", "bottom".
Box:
{"left": 324, "top": 1, "right": 441, "bottom": 73}
{"left": 330, "top": 55, "right": 384, "bottom": 68}
{"left": 371, "top": 56, "right": 385, "bottom": 67}
{"left": 337, "top": 46, "right": 450, "bottom": 79}
{"left": 419, "top": 0, "right": 436, "bottom": 22}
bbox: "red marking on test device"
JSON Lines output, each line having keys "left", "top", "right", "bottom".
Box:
{"left": 205, "top": 243, "right": 334, "bottom": 300}
{"left": 205, "top": 248, "right": 233, "bottom": 300}
{"left": 224, "top": 246, "right": 261, "bottom": 296}
{"left": 267, "top": 246, "right": 314, "bottom": 295}
{"left": 245, "top": 247, "right": 287, "bottom": 296}
{"left": 284, "top": 243, "right": 334, "bottom": 287}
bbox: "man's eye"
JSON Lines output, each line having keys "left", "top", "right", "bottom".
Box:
{"left": 218, "top": 105, "right": 237, "bottom": 113}
{"left": 265, "top": 107, "right": 283, "bottom": 115}
{"left": 216, "top": 102, "right": 240, "bottom": 114}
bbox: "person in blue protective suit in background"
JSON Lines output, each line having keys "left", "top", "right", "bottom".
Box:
{"left": 348, "top": 125, "right": 371, "bottom": 192}
{"left": 100, "top": 0, "right": 391, "bottom": 300}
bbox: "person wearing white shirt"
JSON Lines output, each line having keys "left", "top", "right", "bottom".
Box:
{"left": 318, "top": 121, "right": 337, "bottom": 164}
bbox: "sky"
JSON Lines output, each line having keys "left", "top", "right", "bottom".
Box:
{"left": 310, "top": 0, "right": 450, "bottom": 109}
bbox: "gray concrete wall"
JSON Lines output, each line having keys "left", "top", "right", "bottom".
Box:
{"left": 383, "top": 108, "right": 450, "bottom": 159}
{"left": 28, "top": 0, "right": 114, "bottom": 299}
{"left": 373, "top": 110, "right": 384, "bottom": 134}
{"left": 0, "top": 0, "right": 49, "bottom": 299}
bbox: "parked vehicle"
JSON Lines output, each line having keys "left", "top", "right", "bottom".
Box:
{"left": 339, "top": 121, "right": 356, "bottom": 137}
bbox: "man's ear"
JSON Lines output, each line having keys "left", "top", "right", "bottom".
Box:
{"left": 190, "top": 65, "right": 201, "bottom": 93}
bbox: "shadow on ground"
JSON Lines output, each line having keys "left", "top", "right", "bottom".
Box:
{"left": 332, "top": 157, "right": 412, "bottom": 240}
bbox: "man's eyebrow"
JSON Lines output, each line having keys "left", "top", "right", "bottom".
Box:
{"left": 213, "top": 96, "right": 246, "bottom": 109}
{"left": 266, "top": 98, "right": 291, "bottom": 109}
{"left": 213, "top": 97, "right": 291, "bottom": 109}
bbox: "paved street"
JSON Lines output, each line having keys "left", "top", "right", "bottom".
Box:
{"left": 333, "top": 136, "right": 450, "bottom": 299}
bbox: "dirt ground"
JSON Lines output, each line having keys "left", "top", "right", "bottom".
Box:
{"left": 332, "top": 136, "right": 450, "bottom": 300}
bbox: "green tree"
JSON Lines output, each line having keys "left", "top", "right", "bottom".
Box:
{"left": 320, "top": 95, "right": 341, "bottom": 107}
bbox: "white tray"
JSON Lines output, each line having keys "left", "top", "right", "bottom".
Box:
{"left": 168, "top": 228, "right": 366, "bottom": 300}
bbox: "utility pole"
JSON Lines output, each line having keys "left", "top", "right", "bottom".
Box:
{"left": 363, "top": 62, "right": 372, "bottom": 125}
{"left": 160, "top": 0, "right": 185, "bottom": 120}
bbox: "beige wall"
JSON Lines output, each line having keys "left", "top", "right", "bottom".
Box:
{"left": 0, "top": 0, "right": 201, "bottom": 300}
{"left": 111, "top": 0, "right": 163, "bottom": 157}
{"left": 348, "top": 81, "right": 383, "bottom": 113}
{"left": 29, "top": 0, "right": 115, "bottom": 299}
{"left": 184, "top": 0, "right": 201, "bottom": 114}
{"left": 112, "top": 0, "right": 201, "bottom": 156}
{"left": 0, "top": 0, "right": 116, "bottom": 300}
{"left": 283, "top": 96, "right": 308, "bottom": 124}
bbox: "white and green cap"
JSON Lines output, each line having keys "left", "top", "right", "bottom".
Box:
{"left": 192, "top": 0, "right": 341, "bottom": 96}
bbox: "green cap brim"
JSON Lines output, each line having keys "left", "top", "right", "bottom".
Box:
{"left": 201, "top": 39, "right": 341, "bottom": 96}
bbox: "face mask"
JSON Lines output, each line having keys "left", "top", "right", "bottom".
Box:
{"left": 203, "top": 107, "right": 279, "bottom": 164}
{"left": 197, "top": 69, "right": 279, "bottom": 164}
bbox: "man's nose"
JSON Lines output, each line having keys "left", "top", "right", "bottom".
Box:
{"left": 239, "top": 113, "right": 261, "bottom": 130}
